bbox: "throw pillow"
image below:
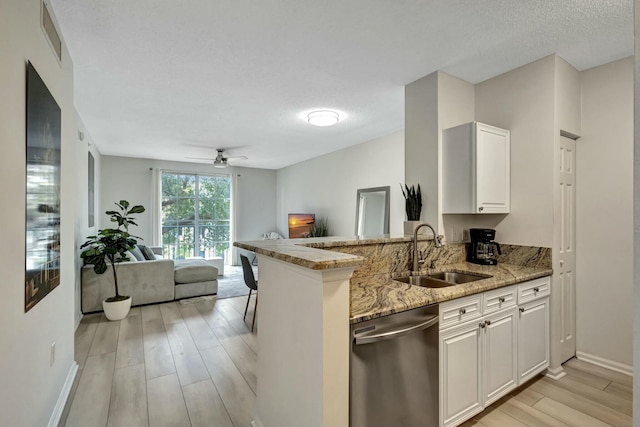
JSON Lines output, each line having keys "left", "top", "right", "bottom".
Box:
{"left": 130, "top": 245, "right": 146, "bottom": 261}
{"left": 123, "top": 251, "right": 138, "bottom": 262}
{"left": 138, "top": 245, "right": 156, "bottom": 260}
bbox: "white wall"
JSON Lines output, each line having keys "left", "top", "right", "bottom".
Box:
{"left": 100, "top": 156, "right": 277, "bottom": 256}
{"left": 405, "top": 71, "right": 476, "bottom": 236}
{"left": 436, "top": 72, "right": 477, "bottom": 240}
{"left": 405, "top": 73, "right": 439, "bottom": 230}
{"left": 75, "top": 114, "right": 101, "bottom": 324}
{"left": 633, "top": 0, "right": 639, "bottom": 416}
{"left": 555, "top": 57, "right": 582, "bottom": 138}
{"left": 276, "top": 131, "right": 404, "bottom": 237}
{"left": 442, "top": 57, "right": 558, "bottom": 247}
{"left": 0, "top": 1, "right": 78, "bottom": 425}
{"left": 475, "top": 55, "right": 557, "bottom": 247}
{"left": 577, "top": 57, "right": 633, "bottom": 369}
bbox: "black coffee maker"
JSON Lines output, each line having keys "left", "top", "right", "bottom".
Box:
{"left": 467, "top": 228, "right": 502, "bottom": 265}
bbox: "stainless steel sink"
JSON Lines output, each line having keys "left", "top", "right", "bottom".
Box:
{"left": 396, "top": 275, "right": 458, "bottom": 288}
{"left": 395, "top": 271, "right": 492, "bottom": 288}
{"left": 427, "top": 271, "right": 491, "bottom": 284}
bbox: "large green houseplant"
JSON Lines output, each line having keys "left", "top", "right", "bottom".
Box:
{"left": 80, "top": 200, "right": 145, "bottom": 320}
{"left": 309, "top": 216, "right": 329, "bottom": 237}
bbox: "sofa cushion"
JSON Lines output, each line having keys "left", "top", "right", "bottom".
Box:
{"left": 130, "top": 245, "right": 146, "bottom": 261}
{"left": 174, "top": 259, "right": 218, "bottom": 283}
{"left": 138, "top": 245, "right": 156, "bottom": 260}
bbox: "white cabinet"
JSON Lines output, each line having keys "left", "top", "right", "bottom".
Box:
{"left": 440, "top": 298, "right": 518, "bottom": 426}
{"left": 439, "top": 307, "right": 518, "bottom": 427}
{"left": 483, "top": 308, "right": 518, "bottom": 406}
{"left": 443, "top": 122, "right": 510, "bottom": 214}
{"left": 517, "top": 297, "right": 549, "bottom": 383}
{"left": 439, "top": 277, "right": 550, "bottom": 427}
{"left": 440, "top": 322, "right": 483, "bottom": 427}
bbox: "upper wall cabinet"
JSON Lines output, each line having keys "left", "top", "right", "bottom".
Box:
{"left": 443, "top": 122, "right": 510, "bottom": 214}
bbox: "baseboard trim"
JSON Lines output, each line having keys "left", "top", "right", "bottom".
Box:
{"left": 48, "top": 361, "right": 79, "bottom": 427}
{"left": 251, "top": 417, "right": 265, "bottom": 427}
{"left": 545, "top": 365, "right": 567, "bottom": 380}
{"left": 74, "top": 312, "right": 83, "bottom": 331}
{"left": 576, "top": 351, "right": 633, "bottom": 377}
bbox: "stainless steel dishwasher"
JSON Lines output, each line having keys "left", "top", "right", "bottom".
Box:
{"left": 350, "top": 305, "right": 439, "bottom": 427}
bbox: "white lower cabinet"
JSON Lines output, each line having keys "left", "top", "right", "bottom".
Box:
{"left": 517, "top": 297, "right": 549, "bottom": 383}
{"left": 483, "top": 308, "right": 518, "bottom": 405}
{"left": 440, "top": 321, "right": 483, "bottom": 427}
{"left": 439, "top": 277, "right": 550, "bottom": 427}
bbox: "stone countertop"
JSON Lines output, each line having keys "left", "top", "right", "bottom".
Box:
{"left": 234, "top": 237, "right": 365, "bottom": 270}
{"left": 350, "top": 262, "right": 552, "bottom": 324}
{"left": 234, "top": 235, "right": 436, "bottom": 271}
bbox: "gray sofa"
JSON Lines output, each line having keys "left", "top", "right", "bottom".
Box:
{"left": 81, "top": 254, "right": 218, "bottom": 314}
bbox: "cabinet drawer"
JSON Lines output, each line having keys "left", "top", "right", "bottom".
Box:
{"left": 440, "top": 294, "right": 482, "bottom": 330}
{"left": 483, "top": 285, "right": 516, "bottom": 315}
{"left": 517, "top": 277, "right": 550, "bottom": 304}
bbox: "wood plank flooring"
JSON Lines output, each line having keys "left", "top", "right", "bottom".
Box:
{"left": 63, "top": 295, "right": 633, "bottom": 427}
{"left": 461, "top": 358, "right": 633, "bottom": 427}
{"left": 63, "top": 295, "right": 257, "bottom": 427}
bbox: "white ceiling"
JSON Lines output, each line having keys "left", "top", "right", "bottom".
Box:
{"left": 50, "top": 0, "right": 632, "bottom": 170}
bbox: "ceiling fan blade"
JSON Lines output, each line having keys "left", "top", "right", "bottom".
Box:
{"left": 226, "top": 155, "right": 248, "bottom": 160}
{"left": 185, "top": 157, "right": 215, "bottom": 161}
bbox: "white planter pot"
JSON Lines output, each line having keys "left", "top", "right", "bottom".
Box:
{"left": 404, "top": 220, "right": 423, "bottom": 236}
{"left": 103, "top": 296, "right": 132, "bottom": 321}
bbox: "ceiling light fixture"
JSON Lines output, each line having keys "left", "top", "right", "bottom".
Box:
{"left": 307, "top": 110, "right": 340, "bottom": 127}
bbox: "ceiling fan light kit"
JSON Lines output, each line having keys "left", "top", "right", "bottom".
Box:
{"left": 307, "top": 110, "right": 340, "bottom": 127}
{"left": 185, "top": 149, "right": 247, "bottom": 167}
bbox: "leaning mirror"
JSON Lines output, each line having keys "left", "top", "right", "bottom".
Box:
{"left": 355, "top": 186, "right": 390, "bottom": 236}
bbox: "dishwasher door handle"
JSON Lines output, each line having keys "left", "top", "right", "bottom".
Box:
{"left": 354, "top": 315, "right": 439, "bottom": 345}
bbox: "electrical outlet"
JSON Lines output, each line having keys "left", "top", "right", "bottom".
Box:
{"left": 450, "top": 228, "right": 459, "bottom": 243}
{"left": 462, "top": 229, "right": 469, "bottom": 241}
{"left": 50, "top": 342, "right": 55, "bottom": 366}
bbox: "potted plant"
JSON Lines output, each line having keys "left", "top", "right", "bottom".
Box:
{"left": 401, "top": 184, "right": 423, "bottom": 236}
{"left": 80, "top": 200, "right": 145, "bottom": 321}
{"left": 309, "top": 216, "right": 329, "bottom": 237}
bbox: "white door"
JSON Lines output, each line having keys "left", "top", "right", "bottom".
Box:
{"left": 440, "top": 322, "right": 483, "bottom": 427}
{"left": 558, "top": 136, "right": 576, "bottom": 363}
{"left": 483, "top": 308, "right": 518, "bottom": 406}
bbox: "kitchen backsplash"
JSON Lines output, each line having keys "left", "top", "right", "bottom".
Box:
{"left": 309, "top": 239, "right": 551, "bottom": 280}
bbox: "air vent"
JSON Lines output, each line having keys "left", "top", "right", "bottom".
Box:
{"left": 41, "top": 1, "right": 62, "bottom": 61}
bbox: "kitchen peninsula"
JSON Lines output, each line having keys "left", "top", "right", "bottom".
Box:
{"left": 235, "top": 235, "right": 552, "bottom": 427}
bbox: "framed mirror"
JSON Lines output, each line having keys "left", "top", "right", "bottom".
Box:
{"left": 355, "top": 186, "right": 390, "bottom": 236}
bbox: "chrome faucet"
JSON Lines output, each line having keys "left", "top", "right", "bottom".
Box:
{"left": 413, "top": 223, "right": 442, "bottom": 272}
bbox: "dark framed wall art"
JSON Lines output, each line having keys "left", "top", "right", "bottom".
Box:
{"left": 25, "top": 61, "right": 61, "bottom": 312}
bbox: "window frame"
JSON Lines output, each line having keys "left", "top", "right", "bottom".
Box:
{"left": 160, "top": 171, "right": 232, "bottom": 260}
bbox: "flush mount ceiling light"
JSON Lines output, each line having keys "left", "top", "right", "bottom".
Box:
{"left": 307, "top": 110, "right": 340, "bottom": 127}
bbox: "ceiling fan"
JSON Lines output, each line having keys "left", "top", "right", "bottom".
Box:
{"left": 186, "top": 149, "right": 248, "bottom": 168}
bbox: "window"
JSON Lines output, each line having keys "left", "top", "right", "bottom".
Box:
{"left": 161, "top": 172, "right": 231, "bottom": 260}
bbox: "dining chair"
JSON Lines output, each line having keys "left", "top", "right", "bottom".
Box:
{"left": 240, "top": 254, "right": 258, "bottom": 331}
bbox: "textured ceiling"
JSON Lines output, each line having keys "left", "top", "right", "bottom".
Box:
{"left": 50, "top": 0, "right": 632, "bottom": 169}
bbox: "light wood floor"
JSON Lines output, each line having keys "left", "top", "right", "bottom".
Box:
{"left": 62, "top": 296, "right": 633, "bottom": 427}
{"left": 461, "top": 359, "right": 633, "bottom": 427}
{"left": 63, "top": 295, "right": 258, "bottom": 427}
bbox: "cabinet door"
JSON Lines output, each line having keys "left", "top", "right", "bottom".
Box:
{"left": 518, "top": 298, "right": 550, "bottom": 383}
{"left": 475, "top": 123, "right": 510, "bottom": 213}
{"left": 440, "top": 322, "right": 483, "bottom": 427}
{"left": 483, "top": 308, "right": 518, "bottom": 406}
